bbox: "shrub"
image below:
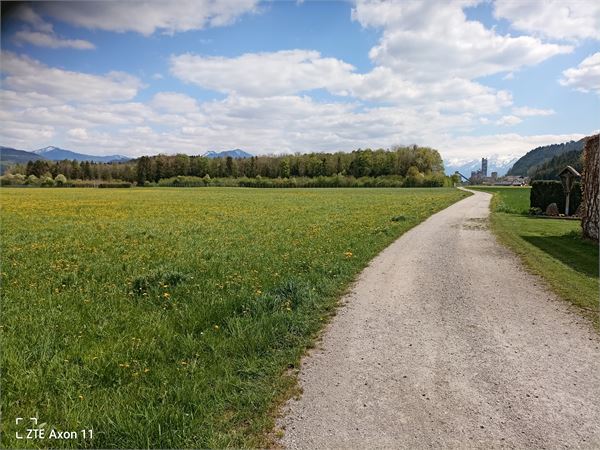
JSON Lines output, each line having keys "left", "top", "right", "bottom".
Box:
{"left": 55, "top": 174, "right": 68, "bottom": 186}
{"left": 530, "top": 180, "right": 581, "bottom": 215}
{"left": 40, "top": 176, "right": 55, "bottom": 187}
{"left": 26, "top": 175, "right": 39, "bottom": 185}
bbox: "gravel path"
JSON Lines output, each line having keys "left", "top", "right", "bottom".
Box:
{"left": 278, "top": 189, "right": 600, "bottom": 449}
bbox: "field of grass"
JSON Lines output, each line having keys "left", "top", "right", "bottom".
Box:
{"left": 470, "top": 186, "right": 599, "bottom": 325}
{"left": 1, "top": 187, "right": 468, "bottom": 448}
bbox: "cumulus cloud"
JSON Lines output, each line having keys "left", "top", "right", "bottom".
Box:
{"left": 170, "top": 50, "right": 356, "bottom": 97}
{"left": 40, "top": 0, "right": 259, "bottom": 35}
{"left": 494, "top": 0, "right": 600, "bottom": 41}
{"left": 170, "top": 50, "right": 512, "bottom": 115}
{"left": 512, "top": 106, "right": 555, "bottom": 117}
{"left": 13, "top": 3, "right": 53, "bottom": 33}
{"left": 352, "top": 0, "right": 572, "bottom": 80}
{"left": 1, "top": 52, "right": 142, "bottom": 103}
{"left": 12, "top": 4, "right": 95, "bottom": 50}
{"left": 152, "top": 92, "right": 199, "bottom": 114}
{"left": 14, "top": 30, "right": 95, "bottom": 50}
{"left": 496, "top": 115, "right": 522, "bottom": 126}
{"left": 560, "top": 53, "right": 600, "bottom": 95}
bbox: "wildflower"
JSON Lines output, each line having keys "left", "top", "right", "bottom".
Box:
{"left": 213, "top": 325, "right": 220, "bottom": 331}
{"left": 344, "top": 251, "right": 353, "bottom": 258}
{"left": 163, "top": 292, "right": 170, "bottom": 298}
{"left": 79, "top": 395, "right": 84, "bottom": 400}
{"left": 144, "top": 368, "right": 150, "bottom": 373}
{"left": 256, "top": 289, "right": 262, "bottom": 295}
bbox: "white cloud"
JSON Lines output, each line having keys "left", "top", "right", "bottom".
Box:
{"left": 12, "top": 4, "right": 95, "bottom": 50}
{"left": 494, "top": 0, "right": 600, "bottom": 41}
{"left": 14, "top": 4, "right": 53, "bottom": 33}
{"left": 560, "top": 53, "right": 600, "bottom": 95}
{"left": 170, "top": 50, "right": 356, "bottom": 97}
{"left": 67, "top": 128, "right": 89, "bottom": 140}
{"left": 170, "top": 50, "right": 512, "bottom": 115}
{"left": 352, "top": 0, "right": 572, "bottom": 80}
{"left": 512, "top": 106, "right": 555, "bottom": 117}
{"left": 1, "top": 52, "right": 142, "bottom": 103}
{"left": 152, "top": 92, "right": 199, "bottom": 114}
{"left": 14, "top": 30, "right": 95, "bottom": 50}
{"left": 496, "top": 115, "right": 522, "bottom": 126}
{"left": 40, "top": 0, "right": 259, "bottom": 36}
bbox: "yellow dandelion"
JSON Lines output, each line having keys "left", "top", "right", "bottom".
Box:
{"left": 163, "top": 292, "right": 170, "bottom": 298}
{"left": 213, "top": 325, "right": 220, "bottom": 331}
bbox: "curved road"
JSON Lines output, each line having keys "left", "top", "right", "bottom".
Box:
{"left": 279, "top": 189, "right": 600, "bottom": 448}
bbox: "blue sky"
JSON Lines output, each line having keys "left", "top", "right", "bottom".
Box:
{"left": 1, "top": 0, "right": 599, "bottom": 163}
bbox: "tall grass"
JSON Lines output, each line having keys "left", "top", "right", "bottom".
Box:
{"left": 1, "top": 187, "right": 468, "bottom": 448}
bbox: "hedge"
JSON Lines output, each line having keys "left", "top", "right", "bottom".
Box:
{"left": 98, "top": 182, "right": 132, "bottom": 188}
{"left": 530, "top": 180, "right": 581, "bottom": 214}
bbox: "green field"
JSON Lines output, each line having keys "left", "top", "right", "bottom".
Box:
{"left": 471, "top": 186, "right": 599, "bottom": 325}
{"left": 1, "top": 187, "right": 468, "bottom": 448}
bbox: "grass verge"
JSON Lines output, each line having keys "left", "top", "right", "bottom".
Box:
{"left": 1, "top": 187, "right": 468, "bottom": 448}
{"left": 470, "top": 186, "right": 599, "bottom": 327}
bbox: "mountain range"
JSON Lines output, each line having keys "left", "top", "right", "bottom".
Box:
{"left": 202, "top": 149, "right": 253, "bottom": 159}
{"left": 444, "top": 155, "right": 520, "bottom": 177}
{"left": 33, "top": 146, "right": 130, "bottom": 163}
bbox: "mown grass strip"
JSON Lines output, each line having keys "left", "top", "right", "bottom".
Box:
{"left": 470, "top": 186, "right": 599, "bottom": 328}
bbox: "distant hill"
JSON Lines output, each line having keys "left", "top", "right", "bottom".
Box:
{"left": 34, "top": 146, "right": 130, "bottom": 163}
{"left": 1, "top": 146, "right": 46, "bottom": 164}
{"left": 0, "top": 146, "right": 46, "bottom": 173}
{"left": 529, "top": 149, "right": 583, "bottom": 180}
{"left": 444, "top": 155, "right": 519, "bottom": 177}
{"left": 203, "top": 149, "right": 252, "bottom": 159}
{"left": 506, "top": 139, "right": 585, "bottom": 176}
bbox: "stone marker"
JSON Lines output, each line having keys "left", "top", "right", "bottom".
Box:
{"left": 546, "top": 203, "right": 559, "bottom": 216}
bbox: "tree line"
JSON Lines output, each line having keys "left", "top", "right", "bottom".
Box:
{"left": 4, "top": 146, "right": 456, "bottom": 188}
{"left": 136, "top": 146, "right": 446, "bottom": 184}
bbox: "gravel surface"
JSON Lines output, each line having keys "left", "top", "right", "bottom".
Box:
{"left": 278, "top": 189, "right": 600, "bottom": 449}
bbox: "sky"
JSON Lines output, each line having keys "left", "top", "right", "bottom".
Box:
{"left": 1, "top": 0, "right": 599, "bottom": 164}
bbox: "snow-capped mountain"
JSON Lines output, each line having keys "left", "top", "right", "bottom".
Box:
{"left": 444, "top": 154, "right": 520, "bottom": 177}
{"left": 34, "top": 146, "right": 130, "bottom": 163}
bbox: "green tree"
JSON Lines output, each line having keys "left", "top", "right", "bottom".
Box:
{"left": 280, "top": 159, "right": 291, "bottom": 178}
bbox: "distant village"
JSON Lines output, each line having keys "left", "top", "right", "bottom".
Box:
{"left": 456, "top": 158, "right": 528, "bottom": 186}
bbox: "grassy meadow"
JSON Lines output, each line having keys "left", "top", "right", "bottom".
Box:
{"left": 1, "top": 187, "right": 468, "bottom": 448}
{"left": 471, "top": 186, "right": 599, "bottom": 326}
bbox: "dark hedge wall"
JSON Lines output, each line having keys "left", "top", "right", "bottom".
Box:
{"left": 530, "top": 180, "right": 581, "bottom": 214}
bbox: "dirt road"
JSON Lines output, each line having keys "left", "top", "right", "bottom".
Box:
{"left": 278, "top": 189, "right": 600, "bottom": 448}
